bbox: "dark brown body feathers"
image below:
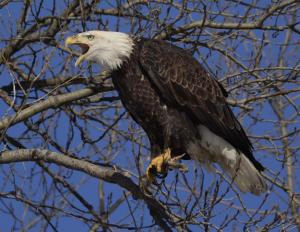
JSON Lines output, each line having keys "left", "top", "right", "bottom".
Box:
{"left": 111, "top": 38, "right": 264, "bottom": 171}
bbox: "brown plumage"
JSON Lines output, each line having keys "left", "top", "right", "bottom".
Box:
{"left": 113, "top": 38, "right": 264, "bottom": 171}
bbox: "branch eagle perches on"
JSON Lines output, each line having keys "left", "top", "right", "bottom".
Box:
{"left": 0, "top": 149, "right": 179, "bottom": 231}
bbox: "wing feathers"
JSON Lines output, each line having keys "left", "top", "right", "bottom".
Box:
{"left": 138, "top": 39, "right": 264, "bottom": 171}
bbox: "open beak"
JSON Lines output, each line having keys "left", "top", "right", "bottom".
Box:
{"left": 65, "top": 35, "right": 90, "bottom": 66}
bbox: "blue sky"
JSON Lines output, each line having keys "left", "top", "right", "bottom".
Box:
{"left": 0, "top": 1, "right": 299, "bottom": 231}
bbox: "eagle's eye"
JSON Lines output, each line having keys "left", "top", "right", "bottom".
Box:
{"left": 86, "top": 34, "right": 94, "bottom": 40}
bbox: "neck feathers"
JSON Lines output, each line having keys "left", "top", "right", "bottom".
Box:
{"left": 99, "top": 33, "right": 134, "bottom": 70}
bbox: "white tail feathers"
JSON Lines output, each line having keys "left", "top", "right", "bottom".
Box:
{"left": 188, "top": 125, "right": 267, "bottom": 195}
{"left": 219, "top": 153, "right": 267, "bottom": 195}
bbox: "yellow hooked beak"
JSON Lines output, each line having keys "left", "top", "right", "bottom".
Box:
{"left": 65, "top": 35, "right": 89, "bottom": 66}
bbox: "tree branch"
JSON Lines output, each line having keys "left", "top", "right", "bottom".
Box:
{"left": 0, "top": 149, "right": 176, "bottom": 231}
{"left": 0, "top": 84, "right": 113, "bottom": 131}
{"left": 156, "top": 0, "right": 298, "bottom": 39}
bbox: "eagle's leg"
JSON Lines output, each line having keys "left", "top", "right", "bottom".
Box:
{"left": 146, "top": 148, "right": 171, "bottom": 184}
{"left": 146, "top": 149, "right": 188, "bottom": 184}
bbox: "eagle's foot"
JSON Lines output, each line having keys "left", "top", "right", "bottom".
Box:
{"left": 168, "top": 153, "right": 188, "bottom": 173}
{"left": 146, "top": 148, "right": 171, "bottom": 184}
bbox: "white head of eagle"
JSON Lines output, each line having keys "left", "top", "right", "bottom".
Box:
{"left": 65, "top": 31, "right": 134, "bottom": 70}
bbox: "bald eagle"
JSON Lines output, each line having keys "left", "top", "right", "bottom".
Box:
{"left": 65, "top": 31, "right": 267, "bottom": 195}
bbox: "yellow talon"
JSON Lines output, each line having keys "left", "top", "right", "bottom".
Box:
{"left": 146, "top": 148, "right": 171, "bottom": 184}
